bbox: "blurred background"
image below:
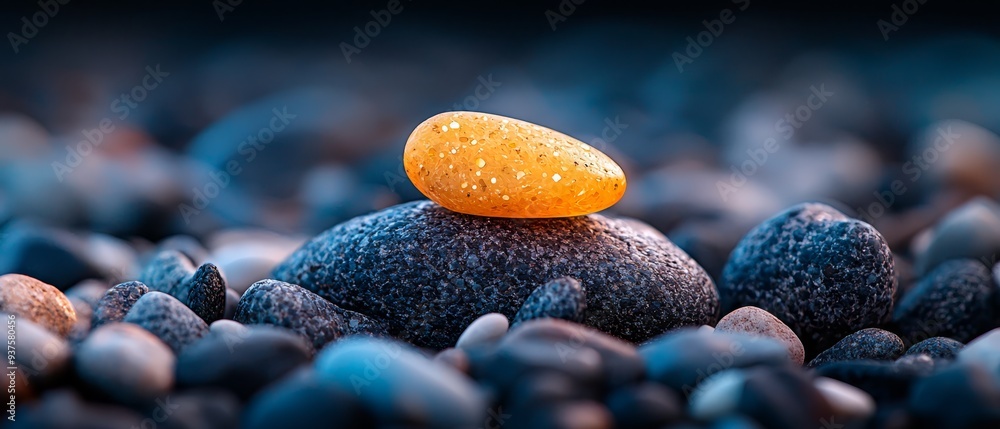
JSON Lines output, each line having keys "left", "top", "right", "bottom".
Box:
{"left": 2, "top": 0, "right": 999, "bottom": 288}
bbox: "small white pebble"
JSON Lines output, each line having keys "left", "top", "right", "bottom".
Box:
{"left": 456, "top": 313, "right": 509, "bottom": 349}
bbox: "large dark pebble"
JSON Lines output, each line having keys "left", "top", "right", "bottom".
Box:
{"left": 638, "top": 328, "right": 790, "bottom": 398}
{"left": 243, "top": 369, "right": 373, "bottom": 429}
{"left": 315, "top": 337, "right": 485, "bottom": 428}
{"left": 892, "top": 259, "right": 996, "bottom": 344}
{"left": 75, "top": 323, "right": 174, "bottom": 405}
{"left": 512, "top": 276, "right": 587, "bottom": 327}
{"left": 175, "top": 325, "right": 312, "bottom": 400}
{"left": 915, "top": 197, "right": 1000, "bottom": 276}
{"left": 720, "top": 203, "right": 896, "bottom": 355}
{"left": 234, "top": 279, "right": 387, "bottom": 351}
{"left": 807, "top": 328, "right": 906, "bottom": 367}
{"left": 273, "top": 200, "right": 719, "bottom": 349}
{"left": 123, "top": 291, "right": 209, "bottom": 353}
{"left": 91, "top": 281, "right": 150, "bottom": 329}
{"left": 908, "top": 363, "right": 1000, "bottom": 429}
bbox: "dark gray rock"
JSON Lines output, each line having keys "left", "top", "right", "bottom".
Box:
{"left": 638, "top": 328, "right": 790, "bottom": 398}
{"left": 139, "top": 250, "right": 227, "bottom": 323}
{"left": 893, "top": 259, "right": 996, "bottom": 344}
{"left": 512, "top": 276, "right": 587, "bottom": 327}
{"left": 123, "top": 291, "right": 209, "bottom": 353}
{"left": 176, "top": 326, "right": 311, "bottom": 400}
{"left": 915, "top": 197, "right": 1000, "bottom": 276}
{"left": 273, "top": 200, "right": 719, "bottom": 349}
{"left": 234, "top": 279, "right": 387, "bottom": 351}
{"left": 243, "top": 369, "right": 373, "bottom": 429}
{"left": 908, "top": 363, "right": 1000, "bottom": 429}
{"left": 91, "top": 281, "right": 150, "bottom": 329}
{"left": 905, "top": 337, "right": 964, "bottom": 359}
{"left": 808, "top": 328, "right": 905, "bottom": 367}
{"left": 315, "top": 337, "right": 485, "bottom": 428}
{"left": 75, "top": 323, "right": 175, "bottom": 405}
{"left": 720, "top": 203, "right": 896, "bottom": 355}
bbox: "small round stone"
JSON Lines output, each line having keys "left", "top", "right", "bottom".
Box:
{"left": 720, "top": 203, "right": 896, "bottom": 355}
{"left": 74, "top": 323, "right": 174, "bottom": 405}
{"left": 234, "top": 279, "right": 387, "bottom": 351}
{"left": 176, "top": 326, "right": 312, "bottom": 400}
{"left": 0, "top": 274, "right": 77, "bottom": 337}
{"left": 905, "top": 337, "right": 964, "bottom": 359}
{"left": 273, "top": 201, "right": 718, "bottom": 349}
{"left": 91, "top": 281, "right": 150, "bottom": 329}
{"left": 512, "top": 276, "right": 587, "bottom": 327}
{"left": 915, "top": 197, "right": 1000, "bottom": 276}
{"left": 403, "top": 111, "right": 627, "bottom": 218}
{"left": 122, "top": 291, "right": 209, "bottom": 354}
{"left": 715, "top": 306, "right": 805, "bottom": 365}
{"left": 315, "top": 337, "right": 486, "bottom": 428}
{"left": 807, "top": 328, "right": 905, "bottom": 368}
{"left": 814, "top": 376, "right": 876, "bottom": 420}
{"left": 455, "top": 312, "right": 508, "bottom": 349}
{"left": 893, "top": 259, "right": 996, "bottom": 344}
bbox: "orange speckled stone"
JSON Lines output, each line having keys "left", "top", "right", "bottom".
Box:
{"left": 403, "top": 112, "right": 626, "bottom": 218}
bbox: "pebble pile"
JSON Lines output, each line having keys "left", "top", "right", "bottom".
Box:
{"left": 7, "top": 112, "right": 1000, "bottom": 429}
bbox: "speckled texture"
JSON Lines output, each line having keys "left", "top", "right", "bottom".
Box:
{"left": 807, "top": 328, "right": 905, "bottom": 368}
{"left": 139, "top": 251, "right": 227, "bottom": 323}
{"left": 512, "top": 276, "right": 587, "bottom": 327}
{"left": 720, "top": 203, "right": 896, "bottom": 355}
{"left": 403, "top": 112, "right": 626, "bottom": 218}
{"left": 0, "top": 273, "right": 77, "bottom": 337}
{"left": 91, "top": 281, "right": 149, "bottom": 329}
{"left": 905, "top": 337, "right": 964, "bottom": 359}
{"left": 892, "top": 259, "right": 996, "bottom": 344}
{"left": 273, "top": 200, "right": 719, "bottom": 349}
{"left": 715, "top": 306, "right": 805, "bottom": 365}
{"left": 123, "top": 291, "right": 208, "bottom": 354}
{"left": 234, "top": 279, "right": 388, "bottom": 351}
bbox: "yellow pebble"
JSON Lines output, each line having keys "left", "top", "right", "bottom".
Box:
{"left": 403, "top": 111, "right": 627, "bottom": 218}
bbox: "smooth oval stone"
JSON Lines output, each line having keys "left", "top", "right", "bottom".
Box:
{"left": 908, "top": 363, "right": 1000, "bottom": 429}
{"left": 813, "top": 360, "right": 921, "bottom": 403}
{"left": 273, "top": 201, "right": 718, "bottom": 349}
{"left": 234, "top": 279, "right": 388, "bottom": 351}
{"left": 176, "top": 326, "right": 312, "bottom": 400}
{"left": 606, "top": 382, "right": 682, "bottom": 428}
{"left": 814, "top": 377, "right": 876, "bottom": 420}
{"left": 720, "top": 203, "right": 896, "bottom": 356}
{"left": 91, "top": 281, "right": 149, "bottom": 329}
{"left": 893, "top": 259, "right": 996, "bottom": 344}
{"left": 638, "top": 328, "right": 790, "bottom": 398}
{"left": 209, "top": 319, "right": 249, "bottom": 339}
{"left": 512, "top": 276, "right": 587, "bottom": 327}
{"left": 456, "top": 312, "right": 508, "bottom": 349}
{"left": 315, "top": 337, "right": 485, "bottom": 428}
{"left": 715, "top": 306, "right": 805, "bottom": 366}
{"left": 11, "top": 315, "right": 71, "bottom": 383}
{"left": 915, "top": 197, "right": 1000, "bottom": 276}
{"left": 503, "top": 318, "right": 644, "bottom": 388}
{"left": 243, "top": 369, "right": 373, "bottom": 429}
{"left": 123, "top": 292, "right": 209, "bottom": 354}
{"left": 403, "top": 111, "right": 626, "bottom": 218}
{"left": 905, "top": 337, "right": 964, "bottom": 359}
{"left": 0, "top": 274, "right": 77, "bottom": 337}
{"left": 807, "top": 328, "right": 905, "bottom": 368}
{"left": 958, "top": 328, "right": 1000, "bottom": 374}
{"left": 74, "top": 323, "right": 174, "bottom": 404}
